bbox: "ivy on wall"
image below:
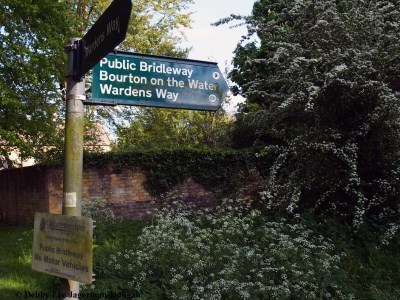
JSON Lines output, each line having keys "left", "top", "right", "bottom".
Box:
{"left": 44, "top": 148, "right": 255, "bottom": 197}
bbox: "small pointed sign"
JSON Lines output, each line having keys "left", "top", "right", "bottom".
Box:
{"left": 80, "top": 0, "right": 132, "bottom": 76}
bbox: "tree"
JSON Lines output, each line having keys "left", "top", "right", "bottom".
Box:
{"left": 95, "top": 0, "right": 236, "bottom": 151}
{"left": 115, "top": 108, "right": 233, "bottom": 150}
{"left": 69, "top": 0, "right": 193, "bottom": 56}
{"left": 72, "top": 0, "right": 196, "bottom": 152}
{"left": 0, "top": 0, "right": 194, "bottom": 165}
{"left": 228, "top": 0, "right": 400, "bottom": 235}
{"left": 0, "top": 0, "right": 73, "bottom": 166}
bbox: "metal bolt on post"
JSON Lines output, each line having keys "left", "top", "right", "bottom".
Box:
{"left": 60, "top": 37, "right": 85, "bottom": 300}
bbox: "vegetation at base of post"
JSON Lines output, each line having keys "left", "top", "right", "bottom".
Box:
{"left": 82, "top": 197, "right": 116, "bottom": 221}
{"left": 77, "top": 196, "right": 400, "bottom": 299}
{"left": 2, "top": 217, "right": 399, "bottom": 299}
{"left": 0, "top": 226, "right": 57, "bottom": 298}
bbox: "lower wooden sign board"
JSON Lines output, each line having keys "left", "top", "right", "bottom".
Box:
{"left": 32, "top": 213, "right": 93, "bottom": 284}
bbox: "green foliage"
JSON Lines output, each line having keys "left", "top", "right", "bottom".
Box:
{"left": 84, "top": 0, "right": 197, "bottom": 151}
{"left": 115, "top": 108, "right": 233, "bottom": 150}
{"left": 65, "top": 0, "right": 193, "bottom": 56}
{"left": 82, "top": 220, "right": 149, "bottom": 296}
{"left": 123, "top": 0, "right": 193, "bottom": 56}
{"left": 0, "top": 0, "right": 195, "bottom": 165}
{"left": 339, "top": 243, "right": 400, "bottom": 299}
{"left": 227, "top": 0, "right": 400, "bottom": 237}
{"left": 2, "top": 221, "right": 399, "bottom": 300}
{"left": 82, "top": 197, "right": 115, "bottom": 221}
{"left": 0, "top": 0, "right": 73, "bottom": 165}
{"left": 82, "top": 207, "right": 400, "bottom": 300}
{"left": 102, "top": 199, "right": 348, "bottom": 299}
{"left": 0, "top": 226, "right": 57, "bottom": 298}
{"left": 113, "top": 149, "right": 249, "bottom": 197}
{"left": 43, "top": 148, "right": 252, "bottom": 198}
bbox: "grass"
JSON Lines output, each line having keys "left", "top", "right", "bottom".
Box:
{"left": 0, "top": 225, "right": 57, "bottom": 300}
{"left": 86, "top": 220, "right": 149, "bottom": 295}
{"left": 0, "top": 221, "right": 148, "bottom": 300}
{"left": 1, "top": 221, "right": 400, "bottom": 299}
{"left": 340, "top": 244, "right": 400, "bottom": 299}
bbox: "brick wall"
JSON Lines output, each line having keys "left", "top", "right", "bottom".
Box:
{"left": 0, "top": 166, "right": 49, "bottom": 225}
{"left": 82, "top": 169, "right": 152, "bottom": 202}
{"left": 111, "top": 177, "right": 218, "bottom": 220}
{"left": 0, "top": 166, "right": 219, "bottom": 225}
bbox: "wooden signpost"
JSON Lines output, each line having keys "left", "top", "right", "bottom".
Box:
{"left": 32, "top": 0, "right": 133, "bottom": 299}
{"left": 32, "top": 0, "right": 229, "bottom": 298}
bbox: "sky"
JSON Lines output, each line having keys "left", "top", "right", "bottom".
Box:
{"left": 183, "top": 0, "right": 256, "bottom": 112}
{"left": 184, "top": 0, "right": 254, "bottom": 67}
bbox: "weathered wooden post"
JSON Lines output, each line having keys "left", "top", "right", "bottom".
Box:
{"left": 60, "top": 37, "right": 85, "bottom": 299}
{"left": 58, "top": 1, "right": 133, "bottom": 297}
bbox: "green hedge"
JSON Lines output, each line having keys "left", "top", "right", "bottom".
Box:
{"left": 44, "top": 148, "right": 255, "bottom": 197}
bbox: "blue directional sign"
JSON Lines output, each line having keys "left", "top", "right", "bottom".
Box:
{"left": 90, "top": 51, "right": 229, "bottom": 111}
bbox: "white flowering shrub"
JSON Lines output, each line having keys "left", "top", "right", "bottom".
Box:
{"left": 108, "top": 198, "right": 349, "bottom": 299}
{"left": 226, "top": 0, "right": 400, "bottom": 240}
{"left": 81, "top": 197, "right": 115, "bottom": 221}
